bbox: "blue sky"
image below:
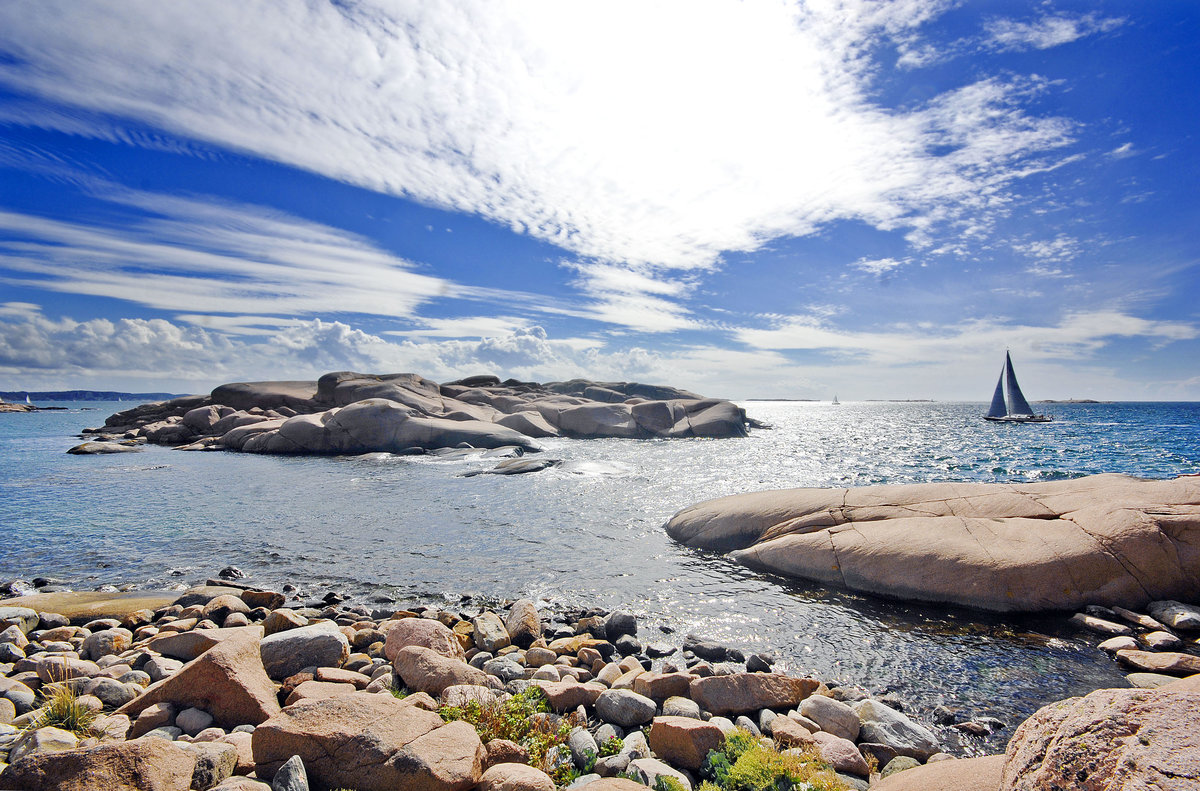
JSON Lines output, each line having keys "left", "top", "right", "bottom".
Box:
{"left": 1, "top": 0, "right": 1198, "bottom": 400}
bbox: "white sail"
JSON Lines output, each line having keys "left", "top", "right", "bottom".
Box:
{"left": 984, "top": 352, "right": 1051, "bottom": 422}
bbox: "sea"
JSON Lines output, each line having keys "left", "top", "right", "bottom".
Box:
{"left": 2, "top": 399, "right": 1198, "bottom": 752}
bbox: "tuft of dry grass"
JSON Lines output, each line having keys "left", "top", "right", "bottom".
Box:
{"left": 29, "top": 680, "right": 97, "bottom": 737}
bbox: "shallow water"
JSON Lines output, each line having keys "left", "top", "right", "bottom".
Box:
{"left": 2, "top": 399, "right": 1197, "bottom": 752}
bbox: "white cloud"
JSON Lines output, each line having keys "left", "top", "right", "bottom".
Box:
{"left": 0, "top": 185, "right": 503, "bottom": 321}
{"left": 2, "top": 308, "right": 1197, "bottom": 400}
{"left": 1108, "top": 142, "right": 1135, "bottom": 159}
{"left": 852, "top": 257, "right": 908, "bottom": 275}
{"left": 1015, "top": 235, "right": 1080, "bottom": 264}
{"left": 984, "top": 13, "right": 1124, "bottom": 52}
{"left": 735, "top": 310, "right": 1198, "bottom": 366}
{"left": 385, "top": 316, "right": 532, "bottom": 340}
{"left": 0, "top": 0, "right": 1083, "bottom": 279}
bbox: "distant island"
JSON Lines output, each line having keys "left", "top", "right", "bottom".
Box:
{"left": 0, "top": 389, "right": 187, "bottom": 402}
{"left": 1037, "top": 398, "right": 1106, "bottom": 404}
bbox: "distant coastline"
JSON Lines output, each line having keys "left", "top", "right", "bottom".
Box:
{"left": 1036, "top": 398, "right": 1107, "bottom": 404}
{"left": 0, "top": 389, "right": 187, "bottom": 402}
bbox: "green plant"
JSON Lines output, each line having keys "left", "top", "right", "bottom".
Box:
{"left": 724, "top": 744, "right": 846, "bottom": 791}
{"left": 388, "top": 685, "right": 408, "bottom": 699}
{"left": 29, "top": 682, "right": 96, "bottom": 737}
{"left": 438, "top": 687, "right": 577, "bottom": 775}
{"left": 598, "top": 736, "right": 624, "bottom": 757}
{"left": 655, "top": 776, "right": 688, "bottom": 791}
{"left": 698, "top": 729, "right": 848, "bottom": 791}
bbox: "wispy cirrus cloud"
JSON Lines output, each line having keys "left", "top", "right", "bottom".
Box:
{"left": 0, "top": 181, "right": 563, "bottom": 326}
{"left": 984, "top": 12, "right": 1125, "bottom": 52}
{"left": 0, "top": 0, "right": 1083, "bottom": 280}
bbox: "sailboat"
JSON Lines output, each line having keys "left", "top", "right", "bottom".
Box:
{"left": 832, "top": 395, "right": 840, "bottom": 405}
{"left": 984, "top": 351, "right": 1051, "bottom": 423}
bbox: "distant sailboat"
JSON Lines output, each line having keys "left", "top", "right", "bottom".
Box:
{"left": 832, "top": 395, "right": 840, "bottom": 405}
{"left": 984, "top": 352, "right": 1051, "bottom": 423}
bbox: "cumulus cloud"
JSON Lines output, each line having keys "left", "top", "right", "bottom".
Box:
{"left": 0, "top": 309, "right": 652, "bottom": 391}
{"left": 0, "top": 0, "right": 1082, "bottom": 279}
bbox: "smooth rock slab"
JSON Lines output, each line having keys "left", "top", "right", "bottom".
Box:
{"left": 1001, "top": 687, "right": 1200, "bottom": 790}
{"left": 504, "top": 599, "right": 541, "bottom": 649}
{"left": 1115, "top": 648, "right": 1200, "bottom": 676}
{"left": 253, "top": 691, "right": 484, "bottom": 790}
{"left": 0, "top": 591, "right": 181, "bottom": 624}
{"left": 875, "top": 754, "right": 1005, "bottom": 791}
{"left": 665, "top": 474, "right": 1200, "bottom": 612}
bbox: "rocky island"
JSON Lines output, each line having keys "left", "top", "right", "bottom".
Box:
{"left": 71, "top": 372, "right": 753, "bottom": 456}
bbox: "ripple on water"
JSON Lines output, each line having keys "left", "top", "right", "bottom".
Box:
{"left": 2, "top": 399, "right": 1197, "bottom": 744}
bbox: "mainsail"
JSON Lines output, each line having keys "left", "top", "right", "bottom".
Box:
{"left": 1003, "top": 351, "right": 1035, "bottom": 416}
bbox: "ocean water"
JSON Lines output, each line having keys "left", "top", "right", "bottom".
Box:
{"left": 2, "top": 399, "right": 1198, "bottom": 751}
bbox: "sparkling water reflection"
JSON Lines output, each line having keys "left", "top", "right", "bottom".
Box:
{"left": 2, "top": 400, "right": 1197, "bottom": 752}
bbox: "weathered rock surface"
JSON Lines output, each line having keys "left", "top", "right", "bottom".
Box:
{"left": 252, "top": 692, "right": 484, "bottom": 791}
{"left": 665, "top": 474, "right": 1200, "bottom": 611}
{"left": 259, "top": 621, "right": 350, "bottom": 680}
{"left": 1115, "top": 648, "right": 1200, "bottom": 676}
{"left": 118, "top": 628, "right": 281, "bottom": 728}
{"left": 1147, "top": 599, "right": 1200, "bottom": 630}
{"left": 89, "top": 371, "right": 750, "bottom": 455}
{"left": 688, "top": 673, "right": 819, "bottom": 715}
{"left": 1001, "top": 687, "right": 1200, "bottom": 790}
{"left": 854, "top": 699, "right": 940, "bottom": 761}
{"left": 384, "top": 618, "right": 466, "bottom": 661}
{"left": 647, "top": 716, "right": 724, "bottom": 770}
{"left": 1, "top": 736, "right": 197, "bottom": 791}
{"left": 393, "top": 645, "right": 488, "bottom": 696}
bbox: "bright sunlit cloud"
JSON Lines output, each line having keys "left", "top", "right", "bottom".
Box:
{"left": 0, "top": 1, "right": 1080, "bottom": 275}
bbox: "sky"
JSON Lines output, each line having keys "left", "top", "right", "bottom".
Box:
{"left": 1, "top": 0, "right": 1198, "bottom": 400}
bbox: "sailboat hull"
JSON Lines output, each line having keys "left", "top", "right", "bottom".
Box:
{"left": 984, "top": 414, "right": 1052, "bottom": 423}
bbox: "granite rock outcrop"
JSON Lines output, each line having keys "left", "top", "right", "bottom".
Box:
{"left": 83, "top": 371, "right": 750, "bottom": 455}
{"left": 665, "top": 473, "right": 1200, "bottom": 612}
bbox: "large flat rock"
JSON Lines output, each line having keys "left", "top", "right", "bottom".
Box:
{"left": 665, "top": 474, "right": 1200, "bottom": 612}
{"left": 0, "top": 590, "right": 182, "bottom": 624}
